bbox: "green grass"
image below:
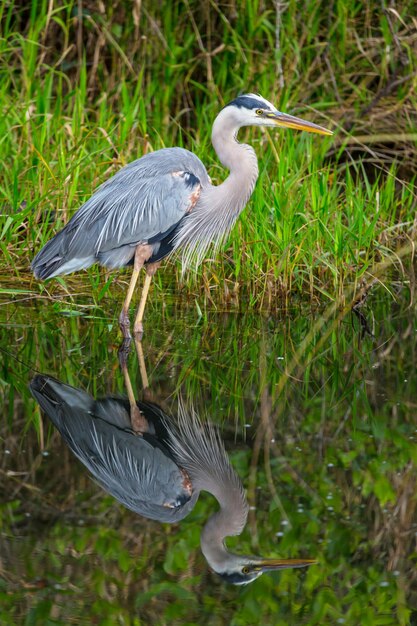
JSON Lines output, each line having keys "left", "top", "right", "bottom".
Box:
{"left": 0, "top": 0, "right": 416, "bottom": 309}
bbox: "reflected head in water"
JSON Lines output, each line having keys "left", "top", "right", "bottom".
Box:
{"left": 30, "top": 374, "right": 316, "bottom": 585}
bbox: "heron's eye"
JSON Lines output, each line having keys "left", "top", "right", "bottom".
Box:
{"left": 242, "top": 566, "right": 250, "bottom": 575}
{"left": 255, "top": 109, "right": 263, "bottom": 116}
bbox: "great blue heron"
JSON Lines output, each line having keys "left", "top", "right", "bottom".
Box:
{"left": 30, "top": 374, "right": 315, "bottom": 585}
{"left": 31, "top": 94, "right": 332, "bottom": 338}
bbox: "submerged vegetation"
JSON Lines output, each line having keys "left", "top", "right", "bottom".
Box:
{"left": 0, "top": 0, "right": 416, "bottom": 308}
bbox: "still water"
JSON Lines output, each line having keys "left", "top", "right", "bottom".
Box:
{"left": 1, "top": 278, "right": 416, "bottom": 625}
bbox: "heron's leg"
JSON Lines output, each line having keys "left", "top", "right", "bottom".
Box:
{"left": 118, "top": 349, "right": 149, "bottom": 434}
{"left": 133, "top": 261, "right": 161, "bottom": 338}
{"left": 134, "top": 335, "right": 149, "bottom": 390}
{"left": 119, "top": 245, "right": 152, "bottom": 340}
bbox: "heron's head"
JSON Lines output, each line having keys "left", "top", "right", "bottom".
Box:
{"left": 222, "top": 93, "right": 332, "bottom": 136}
{"left": 213, "top": 553, "right": 317, "bottom": 586}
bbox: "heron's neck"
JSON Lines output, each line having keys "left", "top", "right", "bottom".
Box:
{"left": 172, "top": 114, "right": 259, "bottom": 269}
{"left": 211, "top": 116, "right": 259, "bottom": 211}
{"left": 199, "top": 472, "right": 249, "bottom": 572}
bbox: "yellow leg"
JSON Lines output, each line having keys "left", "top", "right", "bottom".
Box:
{"left": 133, "top": 272, "right": 152, "bottom": 337}
{"left": 119, "top": 351, "right": 148, "bottom": 433}
{"left": 133, "top": 261, "right": 160, "bottom": 338}
{"left": 134, "top": 335, "right": 149, "bottom": 390}
{"left": 119, "top": 245, "right": 153, "bottom": 339}
{"left": 119, "top": 249, "right": 143, "bottom": 339}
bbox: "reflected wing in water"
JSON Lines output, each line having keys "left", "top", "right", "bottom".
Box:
{"left": 29, "top": 375, "right": 199, "bottom": 523}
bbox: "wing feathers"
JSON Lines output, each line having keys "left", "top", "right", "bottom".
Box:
{"left": 32, "top": 148, "right": 210, "bottom": 277}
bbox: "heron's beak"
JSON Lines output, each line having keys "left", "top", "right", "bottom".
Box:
{"left": 267, "top": 111, "right": 333, "bottom": 136}
{"left": 256, "top": 558, "right": 317, "bottom": 572}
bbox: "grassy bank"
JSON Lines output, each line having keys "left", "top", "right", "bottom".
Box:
{"left": 0, "top": 0, "right": 416, "bottom": 308}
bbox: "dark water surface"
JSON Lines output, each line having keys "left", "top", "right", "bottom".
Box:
{"left": 1, "top": 281, "right": 416, "bottom": 625}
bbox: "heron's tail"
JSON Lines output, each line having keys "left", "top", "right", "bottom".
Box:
{"left": 32, "top": 227, "right": 96, "bottom": 279}
{"left": 31, "top": 230, "right": 69, "bottom": 279}
{"left": 30, "top": 375, "right": 139, "bottom": 433}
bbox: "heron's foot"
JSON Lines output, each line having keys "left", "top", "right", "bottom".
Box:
{"left": 118, "top": 338, "right": 132, "bottom": 367}
{"left": 119, "top": 310, "right": 132, "bottom": 340}
{"left": 133, "top": 320, "right": 144, "bottom": 340}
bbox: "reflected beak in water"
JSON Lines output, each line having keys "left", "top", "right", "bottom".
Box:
{"left": 257, "top": 557, "right": 318, "bottom": 572}
{"left": 267, "top": 111, "right": 333, "bottom": 136}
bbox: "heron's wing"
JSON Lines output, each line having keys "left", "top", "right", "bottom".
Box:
{"left": 67, "top": 148, "right": 208, "bottom": 252}
{"left": 32, "top": 147, "right": 210, "bottom": 277}
{"left": 85, "top": 420, "right": 199, "bottom": 522}
{"left": 30, "top": 375, "right": 199, "bottom": 523}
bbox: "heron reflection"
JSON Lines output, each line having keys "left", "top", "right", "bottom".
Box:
{"left": 30, "top": 374, "right": 315, "bottom": 584}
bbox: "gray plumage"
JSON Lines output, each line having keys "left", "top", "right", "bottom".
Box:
{"left": 30, "top": 374, "right": 317, "bottom": 584}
